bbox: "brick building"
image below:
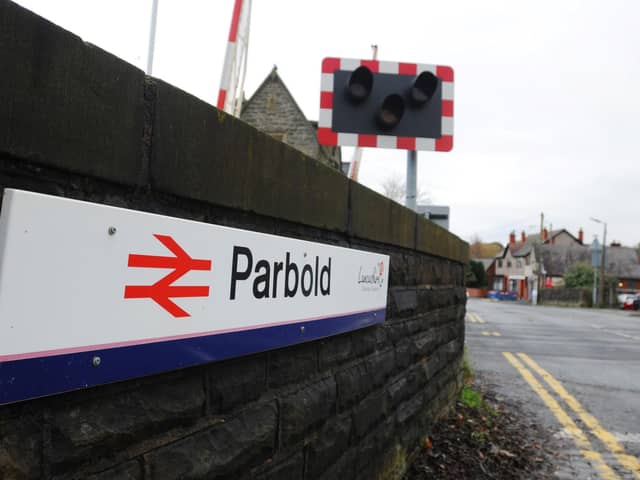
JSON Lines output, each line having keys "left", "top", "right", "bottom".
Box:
{"left": 240, "top": 67, "right": 341, "bottom": 171}
{"left": 493, "top": 228, "right": 584, "bottom": 300}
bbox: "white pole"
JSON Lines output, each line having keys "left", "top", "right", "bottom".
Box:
{"left": 405, "top": 150, "right": 417, "bottom": 210}
{"left": 146, "top": 0, "right": 159, "bottom": 75}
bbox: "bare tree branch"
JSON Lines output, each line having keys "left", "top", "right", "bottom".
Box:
{"left": 380, "top": 174, "right": 431, "bottom": 205}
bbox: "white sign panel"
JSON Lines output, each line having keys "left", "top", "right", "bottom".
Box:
{"left": 0, "top": 189, "right": 389, "bottom": 404}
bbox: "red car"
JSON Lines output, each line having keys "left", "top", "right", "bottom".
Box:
{"left": 620, "top": 294, "right": 639, "bottom": 310}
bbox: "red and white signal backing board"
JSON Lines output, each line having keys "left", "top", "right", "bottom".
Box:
{"left": 317, "top": 57, "right": 454, "bottom": 152}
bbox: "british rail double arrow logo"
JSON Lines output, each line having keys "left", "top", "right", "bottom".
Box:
{"left": 124, "top": 234, "right": 212, "bottom": 317}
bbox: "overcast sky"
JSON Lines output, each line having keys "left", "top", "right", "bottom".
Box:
{"left": 14, "top": 0, "right": 640, "bottom": 247}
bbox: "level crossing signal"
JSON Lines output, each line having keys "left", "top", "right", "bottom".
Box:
{"left": 318, "top": 57, "right": 454, "bottom": 151}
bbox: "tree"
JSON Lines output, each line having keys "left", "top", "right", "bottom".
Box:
{"left": 564, "top": 263, "right": 595, "bottom": 288}
{"left": 380, "top": 174, "right": 430, "bottom": 205}
{"left": 469, "top": 234, "right": 503, "bottom": 259}
{"left": 466, "top": 260, "right": 487, "bottom": 288}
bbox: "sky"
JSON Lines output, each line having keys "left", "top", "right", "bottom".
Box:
{"left": 13, "top": 0, "right": 640, "bottom": 247}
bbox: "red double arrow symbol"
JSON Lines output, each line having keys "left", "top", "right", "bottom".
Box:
{"left": 124, "top": 234, "right": 212, "bottom": 317}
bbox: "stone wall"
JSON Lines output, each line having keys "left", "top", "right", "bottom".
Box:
{"left": 539, "top": 288, "right": 592, "bottom": 308}
{"left": 0, "top": 2, "right": 468, "bottom": 479}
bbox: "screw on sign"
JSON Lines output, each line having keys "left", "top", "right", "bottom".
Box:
{"left": 124, "top": 234, "right": 212, "bottom": 317}
{"left": 317, "top": 57, "right": 454, "bottom": 151}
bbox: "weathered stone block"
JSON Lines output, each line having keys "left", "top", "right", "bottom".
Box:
{"left": 280, "top": 377, "right": 337, "bottom": 447}
{"left": 394, "top": 339, "right": 412, "bottom": 370}
{"left": 416, "top": 286, "right": 458, "bottom": 312}
{"left": 389, "top": 287, "right": 417, "bottom": 318}
{"left": 0, "top": 1, "right": 146, "bottom": 185}
{"left": 208, "top": 355, "right": 266, "bottom": 412}
{"left": 388, "top": 362, "right": 427, "bottom": 408}
{"left": 388, "top": 251, "right": 411, "bottom": 287}
{"left": 406, "top": 312, "right": 434, "bottom": 334}
{"left": 352, "top": 388, "right": 386, "bottom": 438}
{"left": 411, "top": 330, "right": 436, "bottom": 359}
{"left": 354, "top": 417, "right": 396, "bottom": 480}
{"left": 268, "top": 343, "right": 317, "bottom": 388}
{"left": 146, "top": 402, "right": 277, "bottom": 479}
{"left": 350, "top": 326, "right": 377, "bottom": 357}
{"left": 318, "top": 449, "right": 356, "bottom": 480}
{"left": 349, "top": 182, "right": 416, "bottom": 250}
{"left": 318, "top": 333, "right": 353, "bottom": 371}
{"left": 335, "top": 361, "right": 370, "bottom": 410}
{"left": 0, "top": 414, "right": 41, "bottom": 479}
{"left": 364, "top": 348, "right": 395, "bottom": 388}
{"left": 151, "top": 81, "right": 349, "bottom": 232}
{"left": 51, "top": 373, "right": 205, "bottom": 463}
{"left": 416, "top": 216, "right": 469, "bottom": 264}
{"left": 85, "top": 461, "right": 142, "bottom": 480}
{"left": 397, "top": 390, "right": 425, "bottom": 425}
{"left": 305, "top": 414, "right": 352, "bottom": 479}
{"left": 384, "top": 319, "right": 408, "bottom": 344}
{"left": 251, "top": 452, "right": 304, "bottom": 480}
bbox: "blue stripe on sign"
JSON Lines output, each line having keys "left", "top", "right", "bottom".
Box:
{"left": 0, "top": 308, "right": 385, "bottom": 405}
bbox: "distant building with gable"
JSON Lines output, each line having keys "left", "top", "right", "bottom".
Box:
{"left": 240, "top": 67, "right": 341, "bottom": 171}
{"left": 493, "top": 228, "right": 585, "bottom": 299}
{"left": 491, "top": 227, "right": 640, "bottom": 302}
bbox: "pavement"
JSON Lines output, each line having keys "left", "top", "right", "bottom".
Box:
{"left": 465, "top": 298, "right": 640, "bottom": 480}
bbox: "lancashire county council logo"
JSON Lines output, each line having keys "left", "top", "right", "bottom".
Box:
{"left": 357, "top": 261, "right": 385, "bottom": 291}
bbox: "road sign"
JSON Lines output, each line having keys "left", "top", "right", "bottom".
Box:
{"left": 0, "top": 189, "right": 389, "bottom": 405}
{"left": 318, "top": 57, "right": 454, "bottom": 151}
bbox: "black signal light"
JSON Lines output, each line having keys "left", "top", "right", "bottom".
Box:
{"left": 377, "top": 94, "right": 405, "bottom": 130}
{"left": 409, "top": 71, "right": 439, "bottom": 106}
{"left": 346, "top": 66, "right": 373, "bottom": 103}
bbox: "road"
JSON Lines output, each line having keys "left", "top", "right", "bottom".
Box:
{"left": 465, "top": 298, "right": 640, "bottom": 480}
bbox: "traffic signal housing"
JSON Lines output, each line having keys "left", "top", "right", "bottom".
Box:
{"left": 318, "top": 57, "right": 454, "bottom": 151}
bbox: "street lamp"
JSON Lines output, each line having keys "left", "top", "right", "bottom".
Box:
{"left": 590, "top": 217, "right": 607, "bottom": 307}
{"left": 589, "top": 236, "right": 602, "bottom": 307}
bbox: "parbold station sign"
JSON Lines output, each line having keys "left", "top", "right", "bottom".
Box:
{"left": 0, "top": 189, "right": 389, "bottom": 404}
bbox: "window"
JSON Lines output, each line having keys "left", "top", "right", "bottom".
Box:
{"left": 498, "top": 260, "right": 503, "bottom": 268}
{"left": 507, "top": 260, "right": 512, "bottom": 268}
{"left": 516, "top": 259, "right": 522, "bottom": 268}
{"left": 525, "top": 257, "right": 530, "bottom": 266}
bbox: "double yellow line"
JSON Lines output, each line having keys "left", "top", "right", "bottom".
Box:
{"left": 466, "top": 312, "right": 485, "bottom": 324}
{"left": 503, "top": 352, "right": 640, "bottom": 479}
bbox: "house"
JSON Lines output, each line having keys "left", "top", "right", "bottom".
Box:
{"left": 527, "top": 228, "right": 583, "bottom": 247}
{"left": 537, "top": 243, "right": 640, "bottom": 295}
{"left": 493, "top": 231, "right": 538, "bottom": 300}
{"left": 492, "top": 226, "right": 640, "bottom": 301}
{"left": 493, "top": 228, "right": 584, "bottom": 300}
{"left": 240, "top": 67, "right": 341, "bottom": 171}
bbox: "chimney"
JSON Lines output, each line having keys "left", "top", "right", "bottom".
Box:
{"left": 521, "top": 231, "right": 526, "bottom": 243}
{"left": 578, "top": 228, "right": 584, "bottom": 244}
{"left": 509, "top": 231, "right": 516, "bottom": 244}
{"left": 542, "top": 228, "right": 549, "bottom": 242}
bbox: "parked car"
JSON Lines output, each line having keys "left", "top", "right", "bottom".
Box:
{"left": 619, "top": 294, "right": 639, "bottom": 310}
{"left": 486, "top": 290, "right": 518, "bottom": 301}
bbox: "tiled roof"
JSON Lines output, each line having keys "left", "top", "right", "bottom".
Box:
{"left": 538, "top": 245, "right": 640, "bottom": 279}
